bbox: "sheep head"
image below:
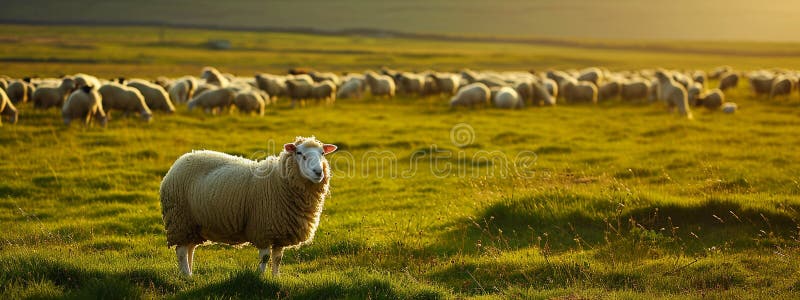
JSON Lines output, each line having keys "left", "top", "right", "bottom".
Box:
{"left": 284, "top": 136, "right": 337, "bottom": 183}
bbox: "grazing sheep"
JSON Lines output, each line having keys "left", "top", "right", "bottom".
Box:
{"left": 620, "top": 79, "right": 650, "bottom": 101}
{"left": 233, "top": 90, "right": 266, "bottom": 116}
{"left": 6, "top": 80, "right": 31, "bottom": 104}
{"left": 99, "top": 82, "right": 152, "bottom": 121}
{"left": 718, "top": 72, "right": 739, "bottom": 91}
{"left": 201, "top": 67, "right": 230, "bottom": 87}
{"left": 748, "top": 73, "right": 774, "bottom": 96}
{"left": 285, "top": 79, "right": 314, "bottom": 107}
{"left": 721, "top": 102, "right": 738, "bottom": 114}
{"left": 187, "top": 87, "right": 236, "bottom": 114}
{"left": 514, "top": 81, "right": 534, "bottom": 105}
{"left": 686, "top": 81, "right": 704, "bottom": 106}
{"left": 577, "top": 67, "right": 603, "bottom": 85}
{"left": 255, "top": 74, "right": 288, "bottom": 100}
{"left": 493, "top": 86, "right": 522, "bottom": 109}
{"left": 450, "top": 82, "right": 490, "bottom": 108}
{"left": 396, "top": 72, "right": 425, "bottom": 96}
{"left": 0, "top": 89, "right": 18, "bottom": 126}
{"left": 309, "top": 71, "right": 341, "bottom": 86}
{"left": 532, "top": 80, "right": 556, "bottom": 106}
{"left": 336, "top": 77, "right": 366, "bottom": 99}
{"left": 365, "top": 71, "right": 396, "bottom": 98}
{"left": 310, "top": 81, "right": 336, "bottom": 104}
{"left": 160, "top": 136, "right": 338, "bottom": 276}
{"left": 597, "top": 81, "right": 621, "bottom": 101}
{"left": 62, "top": 86, "right": 106, "bottom": 126}
{"left": 430, "top": 73, "right": 460, "bottom": 95}
{"left": 32, "top": 77, "right": 76, "bottom": 109}
{"left": 655, "top": 70, "right": 692, "bottom": 119}
{"left": 696, "top": 89, "right": 724, "bottom": 110}
{"left": 73, "top": 73, "right": 101, "bottom": 89}
{"left": 168, "top": 77, "right": 198, "bottom": 104}
{"left": 127, "top": 79, "right": 176, "bottom": 113}
{"left": 770, "top": 75, "right": 794, "bottom": 99}
{"left": 562, "top": 80, "right": 598, "bottom": 104}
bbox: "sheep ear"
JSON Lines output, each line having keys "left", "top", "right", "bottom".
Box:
{"left": 284, "top": 143, "right": 296, "bottom": 152}
{"left": 322, "top": 144, "right": 337, "bottom": 155}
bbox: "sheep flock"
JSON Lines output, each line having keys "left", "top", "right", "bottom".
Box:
{"left": 4, "top": 65, "right": 800, "bottom": 126}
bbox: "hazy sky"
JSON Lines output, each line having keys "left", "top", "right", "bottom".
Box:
{"left": 4, "top": 0, "right": 800, "bottom": 42}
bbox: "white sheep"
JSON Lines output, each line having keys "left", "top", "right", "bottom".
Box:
{"left": 430, "top": 73, "right": 460, "bottom": 96}
{"left": 233, "top": 89, "right": 266, "bottom": 116}
{"left": 6, "top": 80, "right": 32, "bottom": 104}
{"left": 62, "top": 86, "right": 107, "bottom": 126}
{"left": 99, "top": 82, "right": 152, "bottom": 121}
{"left": 620, "top": 79, "right": 649, "bottom": 101}
{"left": 255, "top": 74, "right": 288, "bottom": 100}
{"left": 201, "top": 67, "right": 230, "bottom": 87}
{"left": 718, "top": 72, "right": 739, "bottom": 91}
{"left": 160, "top": 136, "right": 338, "bottom": 276}
{"left": 770, "top": 75, "right": 794, "bottom": 99}
{"left": 187, "top": 87, "right": 236, "bottom": 114}
{"left": 697, "top": 89, "right": 725, "bottom": 110}
{"left": 73, "top": 73, "right": 101, "bottom": 89}
{"left": 492, "top": 86, "right": 522, "bottom": 109}
{"left": 655, "top": 70, "right": 692, "bottom": 119}
{"left": 311, "top": 81, "right": 336, "bottom": 104}
{"left": 168, "top": 77, "right": 198, "bottom": 104}
{"left": 450, "top": 82, "right": 490, "bottom": 107}
{"left": 561, "top": 79, "right": 598, "bottom": 104}
{"left": 0, "top": 89, "right": 18, "bottom": 126}
{"left": 127, "top": 79, "right": 176, "bottom": 113}
{"left": 336, "top": 77, "right": 366, "bottom": 99}
{"left": 32, "top": 77, "right": 76, "bottom": 109}
{"left": 364, "top": 71, "right": 395, "bottom": 98}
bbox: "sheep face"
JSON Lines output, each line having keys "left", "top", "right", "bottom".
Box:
{"left": 284, "top": 141, "right": 337, "bottom": 183}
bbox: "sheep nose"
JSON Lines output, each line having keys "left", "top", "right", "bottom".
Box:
{"left": 313, "top": 169, "right": 322, "bottom": 177}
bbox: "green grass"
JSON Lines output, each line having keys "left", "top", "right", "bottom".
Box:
{"left": 2, "top": 25, "right": 800, "bottom": 298}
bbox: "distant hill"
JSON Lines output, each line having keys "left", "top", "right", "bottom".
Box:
{"left": 2, "top": 0, "right": 800, "bottom": 42}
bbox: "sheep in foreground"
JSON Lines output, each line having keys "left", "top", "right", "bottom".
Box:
{"left": 160, "top": 136, "right": 338, "bottom": 276}
{"left": 99, "top": 82, "right": 152, "bottom": 121}
{"left": 62, "top": 86, "right": 106, "bottom": 126}
{"left": 187, "top": 87, "right": 236, "bottom": 114}
{"left": 492, "top": 86, "right": 522, "bottom": 109}
{"left": 696, "top": 89, "right": 724, "bottom": 110}
{"left": 32, "top": 77, "right": 76, "bottom": 109}
{"left": 450, "top": 82, "right": 490, "bottom": 107}
{"left": 0, "top": 89, "right": 18, "bottom": 126}
{"left": 655, "top": 70, "right": 692, "bottom": 119}
{"left": 233, "top": 90, "right": 266, "bottom": 116}
{"left": 127, "top": 79, "right": 176, "bottom": 113}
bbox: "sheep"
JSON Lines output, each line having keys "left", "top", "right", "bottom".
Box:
{"left": 336, "top": 77, "right": 366, "bottom": 99}
{"left": 620, "top": 79, "right": 650, "bottom": 101}
{"left": 187, "top": 87, "right": 236, "bottom": 114}
{"left": 99, "top": 82, "right": 152, "bottom": 121}
{"left": 748, "top": 73, "right": 774, "bottom": 96}
{"left": 696, "top": 89, "right": 724, "bottom": 110}
{"left": 309, "top": 71, "right": 341, "bottom": 86}
{"left": 255, "top": 74, "right": 288, "bottom": 100}
{"left": 310, "top": 81, "right": 336, "bottom": 104}
{"left": 365, "top": 71, "right": 396, "bottom": 98}
{"left": 62, "top": 86, "right": 106, "bottom": 126}
{"left": 73, "top": 73, "right": 101, "bottom": 89}
{"left": 160, "top": 136, "right": 337, "bottom": 276}
{"left": 655, "top": 70, "right": 692, "bottom": 119}
{"left": 718, "top": 72, "right": 739, "bottom": 91}
{"left": 430, "top": 73, "right": 460, "bottom": 95}
{"left": 450, "top": 82, "right": 490, "bottom": 108}
{"left": 561, "top": 79, "right": 598, "bottom": 104}
{"left": 233, "top": 90, "right": 266, "bottom": 116}
{"left": 0, "top": 89, "right": 18, "bottom": 126}
{"left": 492, "top": 86, "right": 522, "bottom": 109}
{"left": 770, "top": 75, "right": 794, "bottom": 99}
{"left": 168, "top": 77, "right": 198, "bottom": 104}
{"left": 201, "top": 67, "right": 230, "bottom": 87}
{"left": 285, "top": 78, "right": 314, "bottom": 107}
{"left": 514, "top": 81, "right": 534, "bottom": 105}
{"left": 127, "top": 79, "right": 176, "bottom": 113}
{"left": 396, "top": 72, "right": 425, "bottom": 96}
{"left": 577, "top": 67, "right": 603, "bottom": 85}
{"left": 32, "top": 77, "right": 76, "bottom": 109}
{"left": 532, "top": 80, "right": 556, "bottom": 106}
{"left": 692, "top": 71, "right": 707, "bottom": 88}
{"left": 721, "top": 102, "right": 738, "bottom": 114}
{"left": 597, "top": 80, "right": 621, "bottom": 101}
{"left": 6, "top": 80, "right": 31, "bottom": 104}
{"left": 686, "top": 81, "right": 704, "bottom": 106}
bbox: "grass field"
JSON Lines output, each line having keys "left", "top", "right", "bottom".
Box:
{"left": 2, "top": 25, "right": 800, "bottom": 299}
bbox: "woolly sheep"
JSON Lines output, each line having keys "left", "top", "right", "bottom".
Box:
{"left": 531, "top": 80, "right": 556, "bottom": 106}
{"left": 0, "top": 89, "right": 18, "bottom": 126}
{"left": 168, "top": 77, "right": 198, "bottom": 104}
{"left": 597, "top": 80, "right": 621, "bottom": 101}
{"left": 310, "top": 81, "right": 336, "bottom": 104}
{"left": 336, "top": 77, "right": 366, "bottom": 99}
{"left": 62, "top": 86, "right": 107, "bottom": 126}
{"left": 620, "top": 79, "right": 649, "bottom": 101}
{"left": 696, "top": 89, "right": 724, "bottom": 110}
{"left": 492, "top": 86, "right": 522, "bottom": 109}
{"left": 770, "top": 75, "right": 794, "bottom": 99}
{"left": 450, "top": 82, "right": 490, "bottom": 108}
{"left": 686, "top": 81, "right": 704, "bottom": 106}
{"left": 309, "top": 71, "right": 341, "bottom": 86}
{"left": 233, "top": 90, "right": 266, "bottom": 116}
{"left": 255, "top": 74, "right": 288, "bottom": 100}
{"left": 748, "top": 73, "right": 774, "bottom": 96}
{"left": 561, "top": 80, "right": 598, "bottom": 104}
{"left": 127, "top": 79, "right": 176, "bottom": 113}
{"left": 514, "top": 81, "right": 534, "bottom": 105}
{"left": 396, "top": 72, "right": 425, "bottom": 96}
{"left": 692, "top": 71, "right": 707, "bottom": 88}
{"left": 160, "top": 136, "right": 338, "bottom": 276}
{"left": 32, "top": 77, "right": 76, "bottom": 109}
{"left": 655, "top": 70, "right": 692, "bottom": 119}
{"left": 718, "top": 72, "right": 739, "bottom": 91}
{"left": 721, "top": 102, "right": 737, "bottom": 114}
{"left": 430, "top": 73, "right": 460, "bottom": 95}
{"left": 201, "top": 67, "right": 230, "bottom": 87}
{"left": 187, "top": 87, "right": 236, "bottom": 114}
{"left": 577, "top": 67, "right": 603, "bottom": 85}
{"left": 99, "top": 82, "right": 152, "bottom": 121}
{"left": 6, "top": 81, "right": 31, "bottom": 104}
{"left": 285, "top": 78, "right": 313, "bottom": 107}
{"left": 365, "top": 71, "right": 395, "bottom": 98}
{"left": 73, "top": 73, "right": 101, "bottom": 89}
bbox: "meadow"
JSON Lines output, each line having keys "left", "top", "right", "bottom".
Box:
{"left": 1, "top": 25, "right": 800, "bottom": 299}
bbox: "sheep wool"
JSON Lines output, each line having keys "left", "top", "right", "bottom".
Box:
{"left": 62, "top": 86, "right": 106, "bottom": 126}
{"left": 187, "top": 87, "right": 236, "bottom": 114}
{"left": 32, "top": 77, "right": 76, "bottom": 109}
{"left": 0, "top": 89, "right": 18, "bottom": 126}
{"left": 127, "top": 79, "right": 176, "bottom": 113}
{"left": 99, "top": 82, "right": 152, "bottom": 121}
{"left": 160, "top": 136, "right": 337, "bottom": 276}
{"left": 168, "top": 77, "right": 197, "bottom": 104}
{"left": 233, "top": 90, "right": 266, "bottom": 115}
{"left": 450, "top": 82, "right": 490, "bottom": 107}
{"left": 493, "top": 86, "right": 522, "bottom": 109}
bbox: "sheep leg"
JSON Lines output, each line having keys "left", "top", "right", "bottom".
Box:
{"left": 187, "top": 244, "right": 197, "bottom": 271}
{"left": 176, "top": 245, "right": 193, "bottom": 276}
{"left": 258, "top": 248, "right": 270, "bottom": 274}
{"left": 270, "top": 246, "right": 284, "bottom": 276}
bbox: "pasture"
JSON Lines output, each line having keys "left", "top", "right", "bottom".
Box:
{"left": 2, "top": 25, "right": 800, "bottom": 299}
